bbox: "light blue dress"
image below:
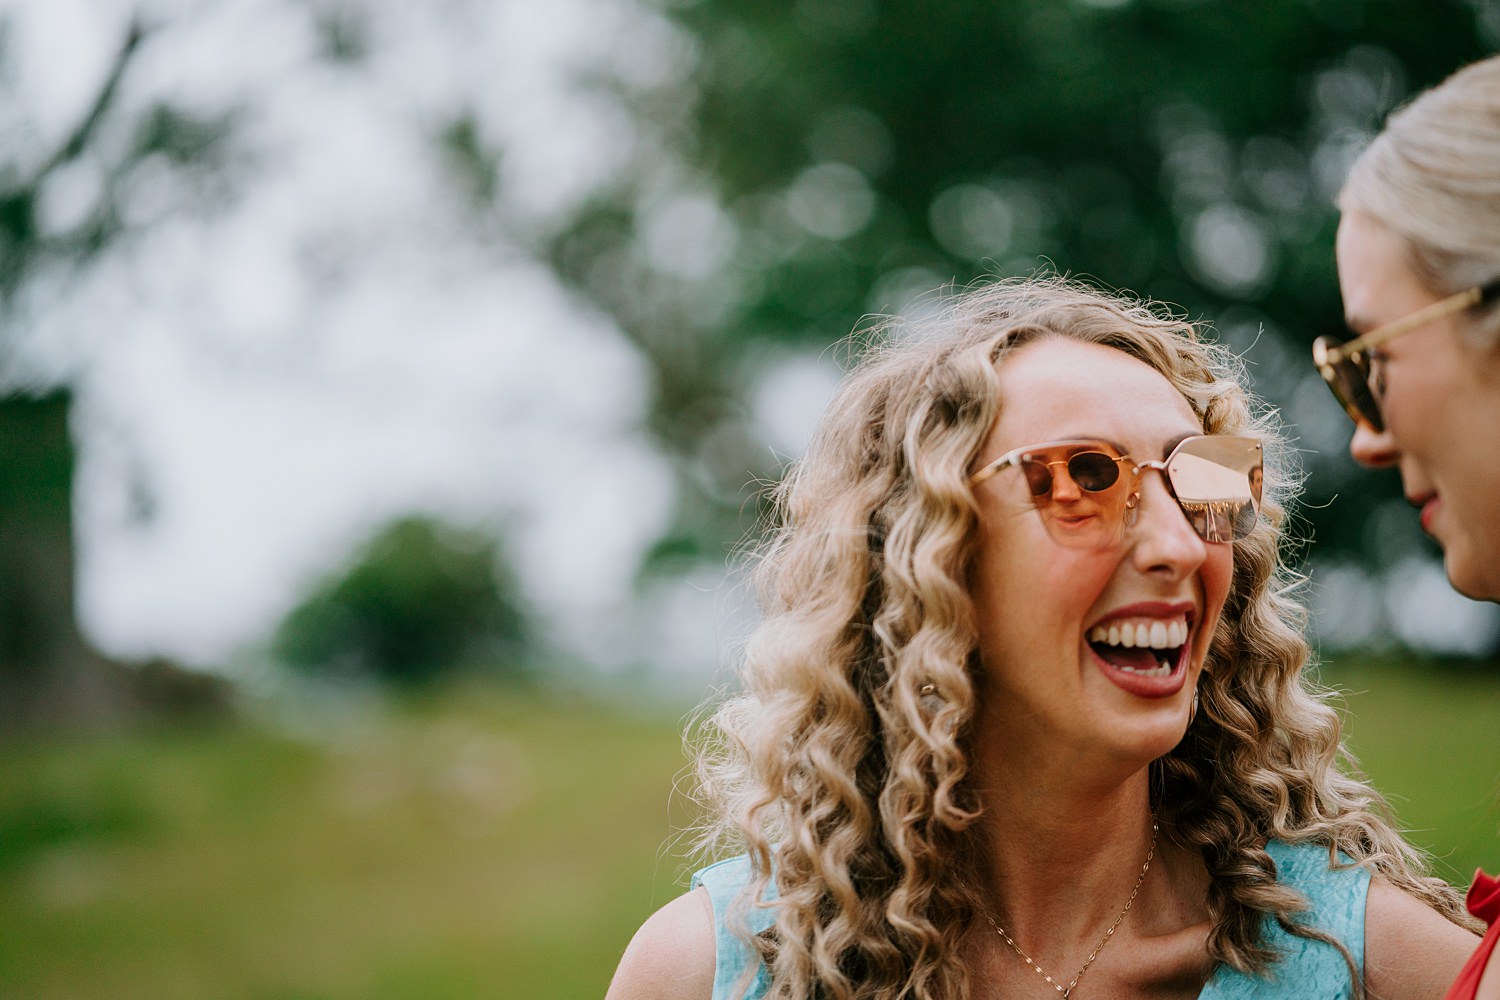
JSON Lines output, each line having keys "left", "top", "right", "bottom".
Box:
{"left": 692, "top": 840, "right": 1369, "bottom": 999}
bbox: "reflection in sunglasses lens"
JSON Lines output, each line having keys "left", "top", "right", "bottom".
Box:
{"left": 1070, "top": 453, "right": 1121, "bottom": 492}
{"left": 1165, "top": 437, "right": 1262, "bottom": 544}
{"left": 1021, "top": 460, "right": 1053, "bottom": 497}
{"left": 1019, "top": 450, "right": 1124, "bottom": 498}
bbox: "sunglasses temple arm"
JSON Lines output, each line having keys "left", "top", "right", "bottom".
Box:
{"left": 968, "top": 455, "right": 1011, "bottom": 487}
{"left": 1324, "top": 285, "right": 1486, "bottom": 365}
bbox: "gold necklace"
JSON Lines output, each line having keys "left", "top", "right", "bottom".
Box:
{"left": 970, "top": 818, "right": 1157, "bottom": 999}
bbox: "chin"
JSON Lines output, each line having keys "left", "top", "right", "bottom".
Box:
{"left": 1103, "top": 707, "right": 1192, "bottom": 765}
{"left": 1150, "top": 723, "right": 1193, "bottom": 761}
{"left": 1447, "top": 570, "right": 1500, "bottom": 603}
{"left": 1444, "top": 547, "right": 1500, "bottom": 602}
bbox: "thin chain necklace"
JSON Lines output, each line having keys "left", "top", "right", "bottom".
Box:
{"left": 970, "top": 818, "right": 1158, "bottom": 999}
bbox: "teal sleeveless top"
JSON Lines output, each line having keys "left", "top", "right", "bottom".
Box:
{"left": 692, "top": 840, "right": 1369, "bottom": 999}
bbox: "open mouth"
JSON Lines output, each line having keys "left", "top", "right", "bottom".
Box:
{"left": 1086, "top": 617, "right": 1189, "bottom": 678}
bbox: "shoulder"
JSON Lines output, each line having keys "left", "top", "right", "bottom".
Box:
{"left": 604, "top": 888, "right": 717, "bottom": 1000}
{"left": 1202, "top": 842, "right": 1368, "bottom": 998}
{"left": 1363, "top": 876, "right": 1477, "bottom": 1000}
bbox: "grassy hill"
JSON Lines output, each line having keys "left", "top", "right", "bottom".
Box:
{"left": 1, "top": 663, "right": 1496, "bottom": 999}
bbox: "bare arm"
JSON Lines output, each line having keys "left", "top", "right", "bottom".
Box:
{"left": 1480, "top": 952, "right": 1500, "bottom": 1000}
{"left": 1476, "top": 929, "right": 1500, "bottom": 1000}
{"left": 605, "top": 887, "right": 717, "bottom": 1000}
{"left": 1364, "top": 877, "right": 1479, "bottom": 1000}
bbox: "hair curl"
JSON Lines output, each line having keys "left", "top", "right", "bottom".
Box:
{"left": 693, "top": 277, "right": 1469, "bottom": 1000}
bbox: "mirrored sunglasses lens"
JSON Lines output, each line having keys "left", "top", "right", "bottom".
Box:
{"left": 1166, "top": 437, "right": 1262, "bottom": 542}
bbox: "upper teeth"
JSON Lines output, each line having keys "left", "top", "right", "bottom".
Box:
{"left": 1087, "top": 618, "right": 1189, "bottom": 649}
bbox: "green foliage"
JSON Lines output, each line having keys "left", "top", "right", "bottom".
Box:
{"left": 273, "top": 518, "right": 532, "bottom": 687}
{"left": 546, "top": 0, "right": 1496, "bottom": 583}
{"left": 0, "top": 392, "right": 71, "bottom": 521}
{"left": 0, "top": 19, "right": 239, "bottom": 326}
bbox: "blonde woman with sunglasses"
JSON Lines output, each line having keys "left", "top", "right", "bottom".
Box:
{"left": 608, "top": 278, "right": 1474, "bottom": 1000}
{"left": 1316, "top": 54, "right": 1500, "bottom": 604}
{"left": 1315, "top": 54, "right": 1500, "bottom": 1000}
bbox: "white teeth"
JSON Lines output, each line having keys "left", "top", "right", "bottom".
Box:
{"left": 1118, "top": 657, "right": 1174, "bottom": 677}
{"left": 1086, "top": 616, "right": 1191, "bottom": 651}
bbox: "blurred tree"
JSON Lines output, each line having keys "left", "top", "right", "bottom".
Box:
{"left": 0, "top": 15, "right": 241, "bottom": 724}
{"left": 541, "top": 0, "right": 1495, "bottom": 637}
{"left": 0, "top": 391, "right": 108, "bottom": 726}
{"left": 0, "top": 18, "right": 238, "bottom": 340}
{"left": 0, "top": 391, "right": 230, "bottom": 729}
{"left": 273, "top": 517, "right": 532, "bottom": 687}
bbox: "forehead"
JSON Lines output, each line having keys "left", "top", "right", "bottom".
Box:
{"left": 1335, "top": 210, "right": 1407, "bottom": 282}
{"left": 986, "top": 338, "right": 1202, "bottom": 455}
{"left": 1335, "top": 211, "right": 1427, "bottom": 330}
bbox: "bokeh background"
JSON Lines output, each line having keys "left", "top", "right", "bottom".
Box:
{"left": 3, "top": 1, "right": 1500, "bottom": 997}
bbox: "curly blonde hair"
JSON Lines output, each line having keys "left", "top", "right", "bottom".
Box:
{"left": 694, "top": 277, "right": 1469, "bottom": 1000}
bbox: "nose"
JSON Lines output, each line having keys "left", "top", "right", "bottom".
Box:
{"left": 1048, "top": 462, "right": 1083, "bottom": 502}
{"left": 1349, "top": 418, "right": 1399, "bottom": 468}
{"left": 1128, "top": 473, "right": 1208, "bottom": 578}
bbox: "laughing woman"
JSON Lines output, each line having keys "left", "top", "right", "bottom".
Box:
{"left": 607, "top": 279, "right": 1475, "bottom": 1000}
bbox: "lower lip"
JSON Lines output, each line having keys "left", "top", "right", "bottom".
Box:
{"left": 1419, "top": 497, "right": 1441, "bottom": 535}
{"left": 1088, "top": 641, "right": 1189, "bottom": 698}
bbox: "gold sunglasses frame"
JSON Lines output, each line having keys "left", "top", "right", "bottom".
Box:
{"left": 968, "top": 436, "right": 1264, "bottom": 545}
{"left": 1313, "top": 278, "right": 1500, "bottom": 428}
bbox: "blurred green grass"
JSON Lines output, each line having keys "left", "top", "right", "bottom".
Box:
{"left": 1, "top": 664, "right": 1497, "bottom": 1000}
{"left": 0, "top": 685, "right": 698, "bottom": 1000}
{"left": 1322, "top": 658, "right": 1500, "bottom": 885}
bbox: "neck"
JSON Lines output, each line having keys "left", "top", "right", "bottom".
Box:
{"left": 965, "top": 727, "right": 1163, "bottom": 961}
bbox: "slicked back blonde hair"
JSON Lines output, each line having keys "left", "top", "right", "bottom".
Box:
{"left": 694, "top": 278, "right": 1468, "bottom": 1000}
{"left": 1340, "top": 54, "right": 1500, "bottom": 345}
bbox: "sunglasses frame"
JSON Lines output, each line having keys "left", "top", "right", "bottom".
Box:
{"left": 1313, "top": 278, "right": 1500, "bottom": 430}
{"left": 969, "top": 435, "right": 1263, "bottom": 545}
{"left": 972, "top": 445, "right": 1132, "bottom": 498}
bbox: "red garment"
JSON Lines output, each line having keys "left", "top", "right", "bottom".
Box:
{"left": 1446, "top": 870, "right": 1500, "bottom": 1000}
